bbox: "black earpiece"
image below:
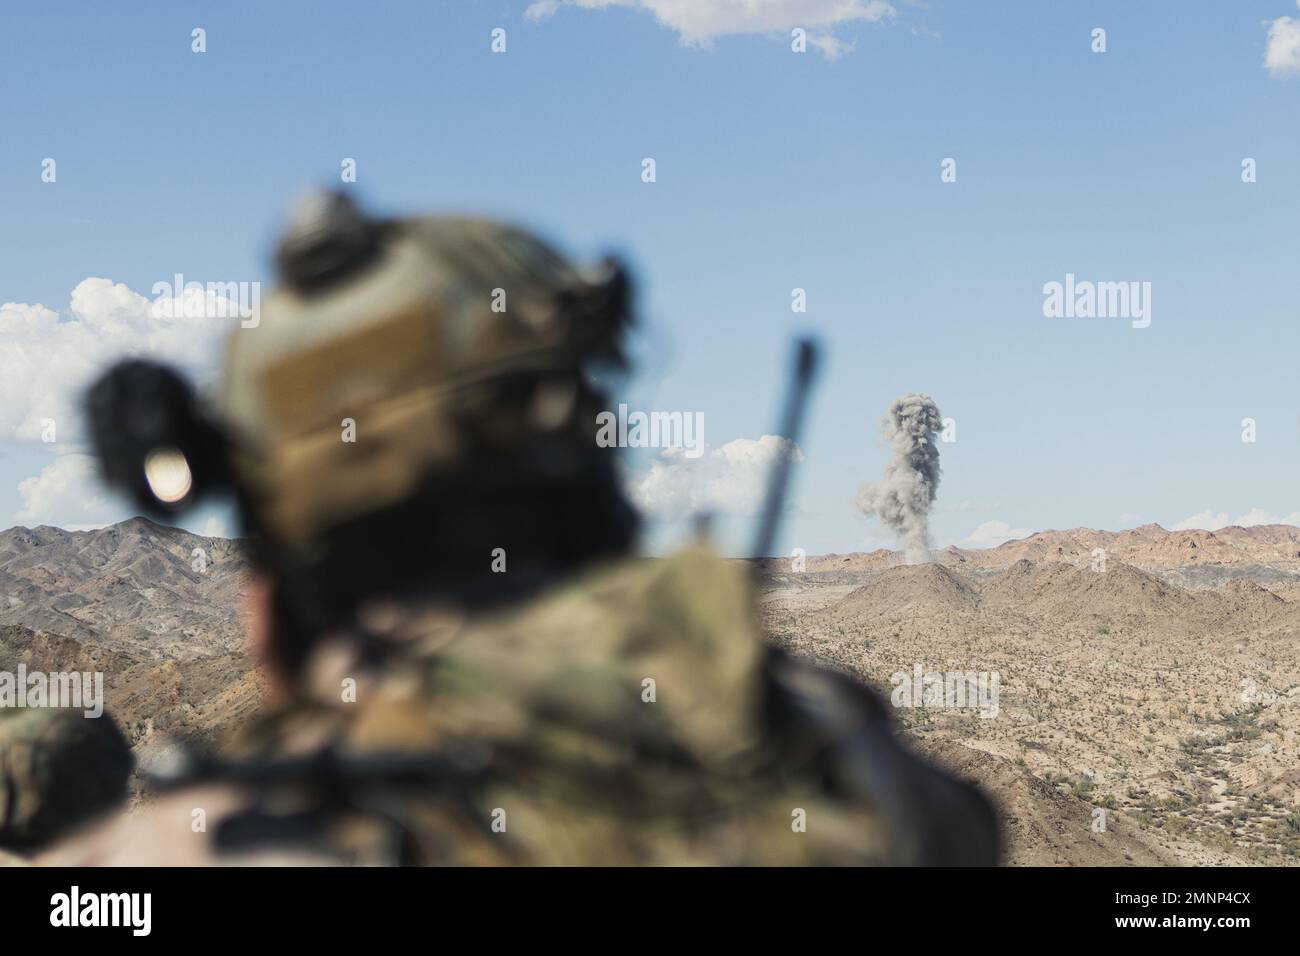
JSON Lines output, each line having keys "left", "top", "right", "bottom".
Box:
{"left": 83, "top": 360, "right": 233, "bottom": 517}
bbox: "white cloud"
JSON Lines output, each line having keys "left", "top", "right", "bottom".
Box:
{"left": 630, "top": 434, "right": 801, "bottom": 518}
{"left": 524, "top": 0, "right": 895, "bottom": 58}
{"left": 1171, "top": 507, "right": 1300, "bottom": 531}
{"left": 1171, "top": 509, "right": 1230, "bottom": 531}
{"left": 1265, "top": 5, "right": 1300, "bottom": 77}
{"left": 526, "top": 0, "right": 562, "bottom": 19}
{"left": 1234, "top": 507, "right": 1291, "bottom": 527}
{"left": 957, "top": 519, "right": 1033, "bottom": 550}
{"left": 200, "top": 516, "right": 229, "bottom": 538}
{"left": 0, "top": 277, "right": 241, "bottom": 445}
{"left": 3, "top": 276, "right": 245, "bottom": 528}
{"left": 806, "top": 33, "right": 856, "bottom": 60}
{"left": 15, "top": 453, "right": 126, "bottom": 528}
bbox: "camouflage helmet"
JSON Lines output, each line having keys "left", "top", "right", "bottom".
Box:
{"left": 215, "top": 192, "right": 632, "bottom": 555}
{"left": 0, "top": 708, "right": 133, "bottom": 848}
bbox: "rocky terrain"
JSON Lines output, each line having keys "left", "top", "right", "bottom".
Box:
{"left": 0, "top": 518, "right": 260, "bottom": 782}
{"left": 4, "top": 517, "right": 1299, "bottom": 865}
{"left": 0, "top": 518, "right": 248, "bottom": 659}
{"left": 0, "top": 624, "right": 261, "bottom": 759}
{"left": 757, "top": 526, "right": 1300, "bottom": 865}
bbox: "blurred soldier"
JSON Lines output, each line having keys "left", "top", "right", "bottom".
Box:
{"left": 45, "top": 192, "right": 998, "bottom": 865}
{"left": 0, "top": 706, "right": 132, "bottom": 858}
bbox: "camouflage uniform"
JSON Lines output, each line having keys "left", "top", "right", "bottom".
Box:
{"left": 46, "top": 193, "right": 998, "bottom": 866}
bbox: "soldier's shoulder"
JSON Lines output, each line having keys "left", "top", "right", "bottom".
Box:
{"left": 439, "top": 547, "right": 767, "bottom": 757}
{"left": 474, "top": 545, "right": 760, "bottom": 669}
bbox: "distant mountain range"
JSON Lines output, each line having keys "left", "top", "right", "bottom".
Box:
{"left": 8, "top": 518, "right": 1300, "bottom": 662}
{"left": 0, "top": 517, "right": 258, "bottom": 763}
{"left": 762, "top": 523, "right": 1300, "bottom": 580}
{"left": 760, "top": 554, "right": 1300, "bottom": 865}
{"left": 821, "top": 558, "right": 1297, "bottom": 630}
{"left": 0, "top": 516, "right": 246, "bottom": 661}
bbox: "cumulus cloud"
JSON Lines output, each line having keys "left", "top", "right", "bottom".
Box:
{"left": 524, "top": 0, "right": 895, "bottom": 58}
{"left": 0, "top": 277, "right": 242, "bottom": 444}
{"left": 1265, "top": 4, "right": 1300, "bottom": 77}
{"left": 1172, "top": 509, "right": 1230, "bottom": 531}
{"left": 1232, "top": 507, "right": 1293, "bottom": 527}
{"left": 15, "top": 453, "right": 126, "bottom": 528}
{"left": 806, "top": 33, "right": 855, "bottom": 60}
{"left": 957, "top": 519, "right": 1033, "bottom": 550}
{"left": 4, "top": 276, "right": 245, "bottom": 528}
{"left": 630, "top": 435, "right": 802, "bottom": 518}
{"left": 1172, "top": 508, "right": 1300, "bottom": 531}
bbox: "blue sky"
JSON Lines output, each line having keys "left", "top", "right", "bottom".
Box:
{"left": 1, "top": 0, "right": 1298, "bottom": 556}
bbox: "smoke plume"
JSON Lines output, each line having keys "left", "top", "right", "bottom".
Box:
{"left": 855, "top": 393, "right": 943, "bottom": 564}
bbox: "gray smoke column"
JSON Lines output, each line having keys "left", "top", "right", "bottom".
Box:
{"left": 855, "top": 393, "right": 943, "bottom": 564}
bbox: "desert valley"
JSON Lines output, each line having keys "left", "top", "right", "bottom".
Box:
{"left": 757, "top": 523, "right": 1300, "bottom": 865}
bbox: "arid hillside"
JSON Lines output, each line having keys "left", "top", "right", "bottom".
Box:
{"left": 0, "top": 518, "right": 248, "bottom": 659}
{"left": 758, "top": 547, "right": 1300, "bottom": 866}
{"left": 0, "top": 623, "right": 261, "bottom": 757}
{"left": 0, "top": 519, "right": 259, "bottom": 791}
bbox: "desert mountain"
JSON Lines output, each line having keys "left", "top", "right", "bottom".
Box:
{"left": 820, "top": 557, "right": 1288, "bottom": 629}
{"left": 978, "top": 560, "right": 1198, "bottom": 623}
{"left": 0, "top": 518, "right": 259, "bottom": 792}
{"left": 768, "top": 522, "right": 1300, "bottom": 580}
{"left": 760, "top": 546, "right": 1300, "bottom": 865}
{"left": 0, "top": 517, "right": 247, "bottom": 660}
{"left": 828, "top": 563, "right": 980, "bottom": 618}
